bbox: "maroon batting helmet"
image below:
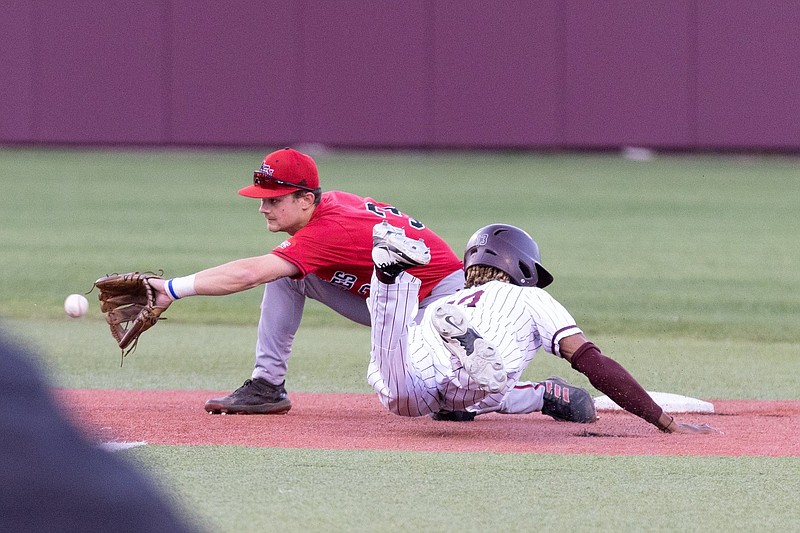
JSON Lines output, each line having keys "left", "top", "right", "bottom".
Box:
{"left": 463, "top": 224, "right": 554, "bottom": 288}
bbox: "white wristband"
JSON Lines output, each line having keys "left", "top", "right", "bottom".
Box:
{"left": 164, "top": 274, "right": 197, "bottom": 300}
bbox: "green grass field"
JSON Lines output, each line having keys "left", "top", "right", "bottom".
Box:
{"left": 2, "top": 147, "right": 799, "bottom": 531}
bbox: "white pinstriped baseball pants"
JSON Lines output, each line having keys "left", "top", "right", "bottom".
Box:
{"left": 367, "top": 272, "right": 546, "bottom": 417}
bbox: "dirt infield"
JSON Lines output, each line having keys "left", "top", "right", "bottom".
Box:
{"left": 58, "top": 389, "right": 800, "bottom": 457}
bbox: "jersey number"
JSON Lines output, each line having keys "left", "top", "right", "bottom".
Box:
{"left": 451, "top": 290, "right": 484, "bottom": 308}
{"left": 365, "top": 202, "right": 425, "bottom": 229}
{"left": 330, "top": 271, "right": 357, "bottom": 290}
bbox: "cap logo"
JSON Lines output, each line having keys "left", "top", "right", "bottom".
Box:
{"left": 260, "top": 163, "right": 275, "bottom": 176}
{"left": 478, "top": 233, "right": 488, "bottom": 245}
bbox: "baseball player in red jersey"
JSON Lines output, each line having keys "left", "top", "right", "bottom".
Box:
{"left": 146, "top": 148, "right": 466, "bottom": 414}
{"left": 368, "top": 222, "right": 718, "bottom": 433}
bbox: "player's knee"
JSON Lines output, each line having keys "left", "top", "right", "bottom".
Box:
{"left": 385, "top": 395, "right": 432, "bottom": 418}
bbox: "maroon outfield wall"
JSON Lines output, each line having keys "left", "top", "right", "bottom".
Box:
{"left": 2, "top": 1, "right": 800, "bottom": 150}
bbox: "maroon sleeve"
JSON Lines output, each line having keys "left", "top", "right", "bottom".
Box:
{"left": 570, "top": 342, "right": 666, "bottom": 428}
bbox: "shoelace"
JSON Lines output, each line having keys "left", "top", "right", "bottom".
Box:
{"left": 233, "top": 379, "right": 255, "bottom": 394}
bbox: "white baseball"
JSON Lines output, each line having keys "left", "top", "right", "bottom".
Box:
{"left": 64, "top": 294, "right": 89, "bottom": 318}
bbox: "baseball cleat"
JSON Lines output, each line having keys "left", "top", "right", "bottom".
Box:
{"left": 204, "top": 377, "right": 292, "bottom": 415}
{"left": 540, "top": 376, "right": 597, "bottom": 423}
{"left": 432, "top": 303, "right": 507, "bottom": 393}
{"left": 371, "top": 221, "right": 431, "bottom": 277}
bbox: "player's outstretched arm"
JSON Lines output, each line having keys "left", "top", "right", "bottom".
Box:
{"left": 149, "top": 253, "right": 300, "bottom": 303}
{"left": 559, "top": 333, "right": 718, "bottom": 434}
{"left": 193, "top": 254, "right": 300, "bottom": 295}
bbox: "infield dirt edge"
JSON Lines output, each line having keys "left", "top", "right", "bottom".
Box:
{"left": 59, "top": 389, "right": 800, "bottom": 457}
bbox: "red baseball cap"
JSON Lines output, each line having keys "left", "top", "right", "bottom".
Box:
{"left": 238, "top": 148, "right": 320, "bottom": 198}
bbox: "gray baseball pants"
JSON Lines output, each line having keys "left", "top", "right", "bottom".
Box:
{"left": 251, "top": 270, "right": 465, "bottom": 385}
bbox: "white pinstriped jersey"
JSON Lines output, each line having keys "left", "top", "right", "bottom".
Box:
{"left": 367, "top": 274, "right": 582, "bottom": 417}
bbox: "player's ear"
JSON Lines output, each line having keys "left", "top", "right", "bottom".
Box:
{"left": 294, "top": 190, "right": 316, "bottom": 208}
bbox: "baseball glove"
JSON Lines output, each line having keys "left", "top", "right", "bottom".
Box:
{"left": 94, "top": 272, "right": 167, "bottom": 359}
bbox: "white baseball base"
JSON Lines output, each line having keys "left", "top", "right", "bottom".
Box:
{"left": 593, "top": 392, "right": 715, "bottom": 413}
{"left": 97, "top": 441, "right": 147, "bottom": 452}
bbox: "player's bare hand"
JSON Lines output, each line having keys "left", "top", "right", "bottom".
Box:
{"left": 667, "top": 421, "right": 719, "bottom": 434}
{"left": 145, "top": 277, "right": 173, "bottom": 310}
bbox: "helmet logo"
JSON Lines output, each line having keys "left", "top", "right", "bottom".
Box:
{"left": 478, "top": 233, "right": 488, "bottom": 246}
{"left": 260, "top": 163, "right": 275, "bottom": 176}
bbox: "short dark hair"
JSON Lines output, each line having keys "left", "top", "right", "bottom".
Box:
{"left": 292, "top": 187, "right": 322, "bottom": 205}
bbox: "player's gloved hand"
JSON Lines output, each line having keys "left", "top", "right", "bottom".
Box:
{"left": 94, "top": 272, "right": 170, "bottom": 359}
{"left": 666, "top": 420, "right": 719, "bottom": 434}
{"left": 144, "top": 277, "right": 174, "bottom": 310}
{"left": 659, "top": 414, "right": 719, "bottom": 434}
{"left": 657, "top": 412, "right": 718, "bottom": 434}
